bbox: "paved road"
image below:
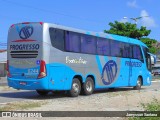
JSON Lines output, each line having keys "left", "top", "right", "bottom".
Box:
{"left": 0, "top": 77, "right": 7, "bottom": 86}
{"left": 0, "top": 81, "right": 159, "bottom": 104}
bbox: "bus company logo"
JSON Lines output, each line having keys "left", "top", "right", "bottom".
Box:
{"left": 101, "top": 60, "right": 117, "bottom": 85}
{"left": 19, "top": 26, "right": 33, "bottom": 39}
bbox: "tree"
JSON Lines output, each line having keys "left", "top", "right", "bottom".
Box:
{"left": 104, "top": 20, "right": 160, "bottom": 54}
{"left": 140, "top": 38, "right": 158, "bottom": 54}
{"left": 104, "top": 21, "right": 151, "bottom": 40}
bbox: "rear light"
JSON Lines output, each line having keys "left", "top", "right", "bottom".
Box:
{"left": 38, "top": 60, "right": 47, "bottom": 79}
{"left": 6, "top": 60, "right": 11, "bottom": 77}
{"left": 10, "top": 24, "right": 15, "bottom": 28}
{"left": 39, "top": 22, "right": 43, "bottom": 25}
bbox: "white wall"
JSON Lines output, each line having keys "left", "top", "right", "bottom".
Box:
{"left": 0, "top": 51, "right": 7, "bottom": 63}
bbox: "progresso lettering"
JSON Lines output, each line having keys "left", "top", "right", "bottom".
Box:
{"left": 10, "top": 44, "right": 39, "bottom": 50}
{"left": 125, "top": 61, "right": 142, "bottom": 67}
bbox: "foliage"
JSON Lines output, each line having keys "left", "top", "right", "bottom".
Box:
{"left": 104, "top": 21, "right": 160, "bottom": 54}
{"left": 140, "top": 38, "right": 158, "bottom": 54}
{"left": 129, "top": 98, "right": 160, "bottom": 120}
{"left": 141, "top": 98, "right": 160, "bottom": 111}
{"left": 104, "top": 21, "right": 151, "bottom": 40}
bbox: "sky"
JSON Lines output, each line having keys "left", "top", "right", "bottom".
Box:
{"left": 0, "top": 0, "right": 159, "bottom": 49}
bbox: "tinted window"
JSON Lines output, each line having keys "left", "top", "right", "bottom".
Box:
{"left": 143, "top": 47, "right": 151, "bottom": 70}
{"left": 65, "top": 31, "right": 81, "bottom": 52}
{"left": 143, "top": 46, "right": 148, "bottom": 63}
{"left": 81, "top": 34, "right": 97, "bottom": 54}
{"left": 129, "top": 45, "right": 133, "bottom": 58}
{"left": 110, "top": 40, "right": 123, "bottom": 57}
{"left": 97, "top": 38, "right": 110, "bottom": 56}
{"left": 49, "top": 28, "right": 65, "bottom": 51}
{"left": 143, "top": 47, "right": 148, "bottom": 59}
{"left": 147, "top": 54, "right": 151, "bottom": 71}
{"left": 122, "top": 43, "right": 130, "bottom": 58}
{"left": 133, "top": 45, "right": 143, "bottom": 61}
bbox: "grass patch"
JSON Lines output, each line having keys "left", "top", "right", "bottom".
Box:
{"left": 129, "top": 98, "right": 160, "bottom": 120}
{"left": 0, "top": 101, "right": 46, "bottom": 111}
{"left": 141, "top": 98, "right": 160, "bottom": 111}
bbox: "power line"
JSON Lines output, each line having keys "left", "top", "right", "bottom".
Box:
{"left": 0, "top": 13, "right": 32, "bottom": 21}
{"left": 1, "top": 0, "right": 106, "bottom": 25}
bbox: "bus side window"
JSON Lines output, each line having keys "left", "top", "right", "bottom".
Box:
{"left": 97, "top": 38, "right": 110, "bottom": 56}
{"left": 81, "top": 34, "right": 97, "bottom": 54}
{"left": 111, "top": 40, "right": 123, "bottom": 57}
{"left": 65, "top": 31, "right": 81, "bottom": 53}
{"left": 129, "top": 45, "right": 133, "bottom": 58}
{"left": 133, "top": 45, "right": 144, "bottom": 62}
{"left": 49, "top": 28, "right": 65, "bottom": 51}
{"left": 122, "top": 43, "right": 130, "bottom": 58}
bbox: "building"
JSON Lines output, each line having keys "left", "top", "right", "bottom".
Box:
{"left": 0, "top": 50, "right": 7, "bottom": 77}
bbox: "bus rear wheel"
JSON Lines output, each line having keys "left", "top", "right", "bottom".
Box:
{"left": 36, "top": 90, "right": 49, "bottom": 96}
{"left": 133, "top": 77, "right": 142, "bottom": 90}
{"left": 82, "top": 77, "right": 94, "bottom": 95}
{"left": 68, "top": 78, "right": 81, "bottom": 97}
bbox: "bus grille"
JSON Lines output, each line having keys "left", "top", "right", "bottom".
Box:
{"left": 10, "top": 51, "right": 38, "bottom": 58}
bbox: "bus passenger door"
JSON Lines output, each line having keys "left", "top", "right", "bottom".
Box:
{"left": 122, "top": 43, "right": 132, "bottom": 86}
{"left": 128, "top": 59, "right": 132, "bottom": 86}
{"left": 129, "top": 45, "right": 143, "bottom": 86}
{"left": 125, "top": 58, "right": 134, "bottom": 86}
{"left": 128, "top": 45, "right": 135, "bottom": 86}
{"left": 129, "top": 59, "right": 143, "bottom": 86}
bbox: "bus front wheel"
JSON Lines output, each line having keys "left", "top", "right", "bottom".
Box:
{"left": 82, "top": 77, "right": 94, "bottom": 95}
{"left": 68, "top": 78, "right": 81, "bottom": 97}
{"left": 36, "top": 90, "right": 49, "bottom": 96}
{"left": 133, "top": 77, "right": 142, "bottom": 90}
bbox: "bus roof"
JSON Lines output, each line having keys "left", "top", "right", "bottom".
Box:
{"left": 46, "top": 23, "right": 147, "bottom": 48}
{"left": 12, "top": 22, "right": 147, "bottom": 48}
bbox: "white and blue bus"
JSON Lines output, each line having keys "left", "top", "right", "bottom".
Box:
{"left": 7, "top": 22, "right": 152, "bottom": 97}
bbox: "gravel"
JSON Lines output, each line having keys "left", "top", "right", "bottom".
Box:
{"left": 32, "top": 90, "right": 159, "bottom": 111}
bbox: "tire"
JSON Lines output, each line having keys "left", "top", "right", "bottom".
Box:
{"left": 68, "top": 78, "right": 81, "bottom": 97}
{"left": 82, "top": 77, "right": 94, "bottom": 95}
{"left": 133, "top": 77, "right": 142, "bottom": 90}
{"left": 36, "top": 90, "right": 49, "bottom": 96}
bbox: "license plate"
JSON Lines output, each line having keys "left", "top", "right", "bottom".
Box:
{"left": 19, "top": 81, "right": 27, "bottom": 85}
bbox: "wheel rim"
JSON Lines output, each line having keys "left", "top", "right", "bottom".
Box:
{"left": 86, "top": 81, "right": 92, "bottom": 92}
{"left": 137, "top": 79, "right": 141, "bottom": 87}
{"left": 72, "top": 82, "right": 79, "bottom": 94}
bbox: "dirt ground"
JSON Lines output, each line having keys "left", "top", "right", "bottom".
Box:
{"left": 32, "top": 89, "right": 160, "bottom": 111}
{"left": 25, "top": 88, "right": 160, "bottom": 120}
{"left": 1, "top": 82, "right": 160, "bottom": 120}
